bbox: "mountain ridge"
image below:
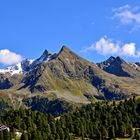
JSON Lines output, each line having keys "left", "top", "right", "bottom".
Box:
{"left": 0, "top": 46, "right": 140, "bottom": 105}
{"left": 1, "top": 47, "right": 140, "bottom": 77}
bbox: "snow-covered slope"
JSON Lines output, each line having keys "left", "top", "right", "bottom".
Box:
{"left": 0, "top": 59, "right": 34, "bottom": 75}
{"left": 0, "top": 50, "right": 53, "bottom": 76}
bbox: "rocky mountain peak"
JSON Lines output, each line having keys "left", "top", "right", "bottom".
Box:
{"left": 108, "top": 56, "right": 116, "bottom": 61}
{"left": 58, "top": 46, "right": 72, "bottom": 56}
{"left": 57, "top": 45, "right": 85, "bottom": 61}
{"left": 106, "top": 56, "right": 125, "bottom": 65}
{"left": 116, "top": 56, "right": 125, "bottom": 63}
{"left": 30, "top": 49, "right": 53, "bottom": 68}
{"left": 38, "top": 49, "right": 52, "bottom": 62}
{"left": 97, "top": 56, "right": 131, "bottom": 77}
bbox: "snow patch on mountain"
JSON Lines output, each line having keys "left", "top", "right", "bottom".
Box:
{"left": 0, "top": 59, "right": 34, "bottom": 75}
{"left": 0, "top": 49, "right": 53, "bottom": 76}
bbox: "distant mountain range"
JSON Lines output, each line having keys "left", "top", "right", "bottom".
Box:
{"left": 0, "top": 46, "right": 140, "bottom": 114}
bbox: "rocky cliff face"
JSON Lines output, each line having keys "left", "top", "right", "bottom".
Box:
{"left": 0, "top": 74, "right": 13, "bottom": 89}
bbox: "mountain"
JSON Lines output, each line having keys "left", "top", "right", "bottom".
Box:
{"left": 97, "top": 56, "right": 130, "bottom": 77}
{"left": 1, "top": 46, "right": 140, "bottom": 115}
{"left": 19, "top": 46, "right": 140, "bottom": 100}
{"left": 97, "top": 56, "right": 140, "bottom": 79}
{"left": 20, "top": 46, "right": 100, "bottom": 102}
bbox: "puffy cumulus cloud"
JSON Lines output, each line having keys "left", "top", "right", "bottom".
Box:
{"left": 0, "top": 49, "right": 23, "bottom": 65}
{"left": 86, "top": 37, "right": 120, "bottom": 55}
{"left": 82, "top": 37, "right": 140, "bottom": 57}
{"left": 122, "top": 43, "right": 136, "bottom": 56}
{"left": 113, "top": 4, "right": 140, "bottom": 31}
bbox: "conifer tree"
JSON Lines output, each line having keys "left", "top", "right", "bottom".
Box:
{"left": 58, "top": 128, "right": 65, "bottom": 140}
{"left": 101, "top": 126, "right": 108, "bottom": 139}
{"left": 3, "top": 130, "right": 10, "bottom": 140}
{"left": 109, "top": 126, "right": 115, "bottom": 139}
{"left": 119, "top": 124, "right": 126, "bottom": 137}
{"left": 127, "top": 123, "right": 133, "bottom": 137}
{"left": 0, "top": 131, "right": 4, "bottom": 140}
{"left": 55, "top": 133, "right": 60, "bottom": 140}
{"left": 20, "top": 132, "right": 28, "bottom": 140}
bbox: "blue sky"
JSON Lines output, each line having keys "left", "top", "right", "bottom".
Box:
{"left": 0, "top": 0, "right": 140, "bottom": 67}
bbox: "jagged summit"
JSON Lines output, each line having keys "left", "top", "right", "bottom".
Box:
{"left": 36, "top": 49, "right": 52, "bottom": 62}
{"left": 116, "top": 56, "right": 126, "bottom": 63}
{"left": 60, "top": 45, "right": 68, "bottom": 50}
{"left": 42, "top": 49, "right": 52, "bottom": 56}
{"left": 97, "top": 56, "right": 125, "bottom": 69}
{"left": 105, "top": 56, "right": 125, "bottom": 64}
{"left": 97, "top": 56, "right": 140, "bottom": 78}
{"left": 108, "top": 56, "right": 115, "bottom": 60}
{"left": 29, "top": 49, "right": 54, "bottom": 69}
{"left": 57, "top": 45, "right": 74, "bottom": 56}
{"left": 59, "top": 45, "right": 71, "bottom": 52}
{"left": 57, "top": 46, "right": 89, "bottom": 64}
{"left": 97, "top": 56, "right": 130, "bottom": 77}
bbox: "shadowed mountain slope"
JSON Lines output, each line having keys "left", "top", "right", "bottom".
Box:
{"left": 97, "top": 56, "right": 140, "bottom": 79}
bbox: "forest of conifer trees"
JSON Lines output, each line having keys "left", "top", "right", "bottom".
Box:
{"left": 0, "top": 98, "right": 140, "bottom": 140}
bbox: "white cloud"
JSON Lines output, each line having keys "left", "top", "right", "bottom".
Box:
{"left": 89, "top": 37, "right": 120, "bottom": 55}
{"left": 122, "top": 43, "right": 136, "bottom": 56}
{"left": 0, "top": 49, "right": 23, "bottom": 65}
{"left": 113, "top": 4, "right": 140, "bottom": 31}
{"left": 82, "top": 37, "right": 140, "bottom": 57}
